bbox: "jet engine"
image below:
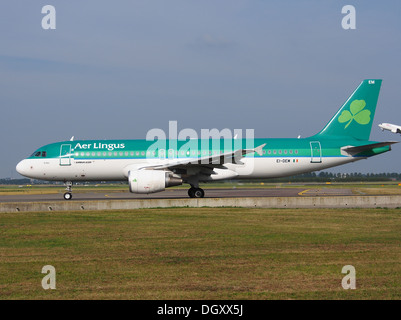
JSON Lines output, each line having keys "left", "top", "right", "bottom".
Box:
{"left": 128, "top": 170, "right": 182, "bottom": 194}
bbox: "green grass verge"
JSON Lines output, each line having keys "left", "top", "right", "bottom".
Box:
{"left": 1, "top": 207, "right": 400, "bottom": 299}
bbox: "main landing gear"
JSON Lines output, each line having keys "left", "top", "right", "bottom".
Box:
{"left": 63, "top": 181, "right": 73, "bottom": 200}
{"left": 188, "top": 187, "right": 205, "bottom": 198}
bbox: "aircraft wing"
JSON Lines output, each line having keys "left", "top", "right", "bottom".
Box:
{"left": 150, "top": 143, "right": 266, "bottom": 170}
{"left": 124, "top": 143, "right": 266, "bottom": 174}
{"left": 341, "top": 141, "right": 398, "bottom": 156}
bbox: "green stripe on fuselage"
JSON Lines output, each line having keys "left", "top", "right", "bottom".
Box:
{"left": 27, "top": 138, "right": 388, "bottom": 160}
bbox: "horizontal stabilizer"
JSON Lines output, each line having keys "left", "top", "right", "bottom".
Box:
{"left": 341, "top": 141, "right": 398, "bottom": 156}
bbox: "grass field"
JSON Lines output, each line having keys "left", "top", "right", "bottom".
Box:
{"left": 1, "top": 207, "right": 400, "bottom": 300}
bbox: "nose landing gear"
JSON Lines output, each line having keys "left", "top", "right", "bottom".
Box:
{"left": 63, "top": 181, "right": 73, "bottom": 200}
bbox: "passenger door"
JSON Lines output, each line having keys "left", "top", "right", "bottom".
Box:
{"left": 310, "top": 141, "right": 322, "bottom": 163}
{"left": 60, "top": 144, "right": 72, "bottom": 166}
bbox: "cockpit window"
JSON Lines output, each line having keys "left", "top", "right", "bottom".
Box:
{"left": 31, "top": 151, "right": 47, "bottom": 157}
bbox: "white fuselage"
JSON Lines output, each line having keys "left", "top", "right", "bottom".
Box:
{"left": 16, "top": 156, "right": 358, "bottom": 182}
{"left": 378, "top": 123, "right": 401, "bottom": 134}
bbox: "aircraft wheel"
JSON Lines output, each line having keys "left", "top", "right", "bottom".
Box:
{"left": 64, "top": 192, "right": 72, "bottom": 200}
{"left": 188, "top": 187, "right": 205, "bottom": 198}
{"left": 188, "top": 187, "right": 196, "bottom": 198}
{"left": 193, "top": 188, "right": 205, "bottom": 198}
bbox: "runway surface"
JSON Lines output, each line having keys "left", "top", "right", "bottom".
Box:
{"left": 0, "top": 187, "right": 354, "bottom": 203}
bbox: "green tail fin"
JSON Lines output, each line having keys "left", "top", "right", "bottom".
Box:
{"left": 315, "top": 79, "right": 382, "bottom": 140}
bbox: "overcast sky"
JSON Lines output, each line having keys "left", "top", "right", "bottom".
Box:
{"left": 1, "top": 1, "right": 401, "bottom": 178}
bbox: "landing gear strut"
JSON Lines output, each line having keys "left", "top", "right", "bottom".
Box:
{"left": 64, "top": 181, "right": 73, "bottom": 200}
{"left": 188, "top": 187, "right": 205, "bottom": 198}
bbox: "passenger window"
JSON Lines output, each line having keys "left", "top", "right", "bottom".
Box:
{"left": 41, "top": 151, "right": 47, "bottom": 157}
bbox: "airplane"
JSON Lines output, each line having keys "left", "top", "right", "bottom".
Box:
{"left": 16, "top": 79, "right": 396, "bottom": 200}
{"left": 378, "top": 123, "right": 401, "bottom": 134}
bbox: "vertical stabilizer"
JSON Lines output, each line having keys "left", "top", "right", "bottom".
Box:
{"left": 315, "top": 79, "right": 382, "bottom": 140}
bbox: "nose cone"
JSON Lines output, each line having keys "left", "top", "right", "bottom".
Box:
{"left": 16, "top": 159, "right": 30, "bottom": 177}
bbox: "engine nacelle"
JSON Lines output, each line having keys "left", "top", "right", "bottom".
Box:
{"left": 128, "top": 170, "right": 182, "bottom": 194}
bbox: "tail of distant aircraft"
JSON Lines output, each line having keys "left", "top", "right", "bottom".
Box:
{"left": 315, "top": 79, "right": 382, "bottom": 141}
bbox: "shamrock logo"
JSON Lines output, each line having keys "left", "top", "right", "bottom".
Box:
{"left": 338, "top": 99, "right": 370, "bottom": 128}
